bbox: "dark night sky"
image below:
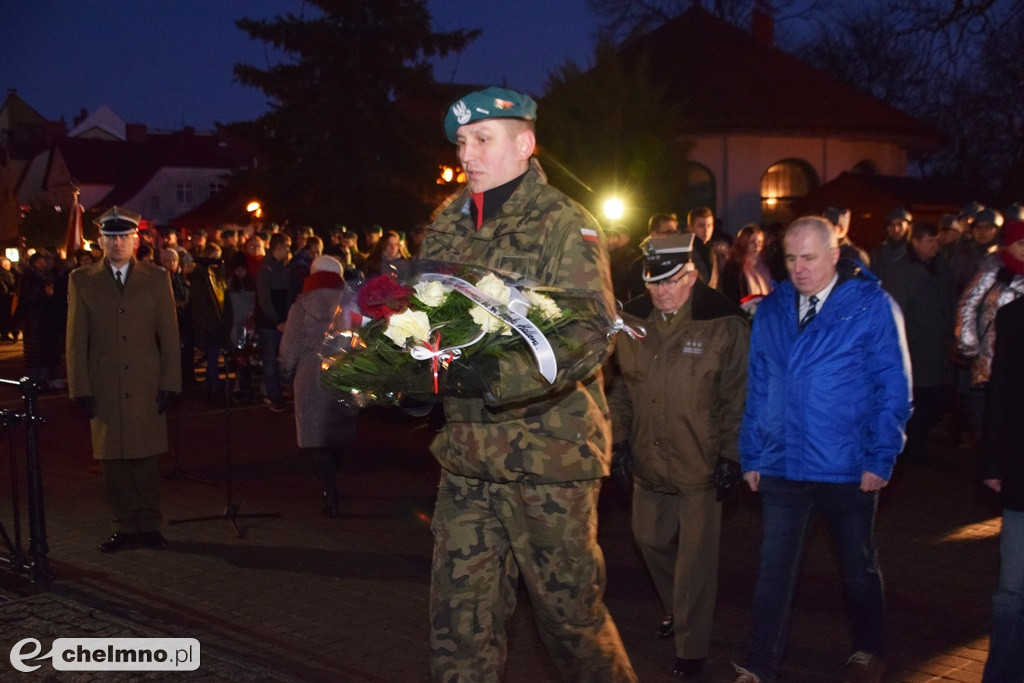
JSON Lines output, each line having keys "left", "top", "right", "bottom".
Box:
{"left": 1, "top": 1, "right": 601, "bottom": 132}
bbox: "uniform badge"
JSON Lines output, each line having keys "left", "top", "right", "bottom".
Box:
{"left": 453, "top": 100, "right": 471, "bottom": 125}
{"left": 682, "top": 339, "right": 704, "bottom": 355}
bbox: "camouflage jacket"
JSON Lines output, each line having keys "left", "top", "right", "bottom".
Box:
{"left": 418, "top": 159, "right": 615, "bottom": 484}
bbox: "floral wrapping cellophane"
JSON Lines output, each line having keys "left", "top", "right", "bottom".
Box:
{"left": 318, "top": 260, "right": 619, "bottom": 408}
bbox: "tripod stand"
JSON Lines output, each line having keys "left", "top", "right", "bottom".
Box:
{"left": 164, "top": 388, "right": 217, "bottom": 486}
{"left": 169, "top": 346, "right": 280, "bottom": 538}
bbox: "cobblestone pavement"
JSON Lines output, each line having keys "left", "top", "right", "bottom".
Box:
{"left": 0, "top": 341, "right": 1002, "bottom": 681}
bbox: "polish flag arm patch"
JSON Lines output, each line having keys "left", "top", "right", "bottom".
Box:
{"left": 580, "top": 227, "right": 599, "bottom": 243}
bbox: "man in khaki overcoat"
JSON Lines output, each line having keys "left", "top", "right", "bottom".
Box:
{"left": 67, "top": 206, "right": 181, "bottom": 552}
{"left": 609, "top": 233, "right": 749, "bottom": 679}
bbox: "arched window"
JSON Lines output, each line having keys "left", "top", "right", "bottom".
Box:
{"left": 851, "top": 159, "right": 878, "bottom": 175}
{"left": 678, "top": 162, "right": 716, "bottom": 217}
{"left": 760, "top": 159, "right": 819, "bottom": 224}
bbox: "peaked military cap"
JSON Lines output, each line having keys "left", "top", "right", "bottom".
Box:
{"left": 643, "top": 233, "right": 695, "bottom": 282}
{"left": 444, "top": 87, "right": 538, "bottom": 143}
{"left": 95, "top": 206, "right": 141, "bottom": 235}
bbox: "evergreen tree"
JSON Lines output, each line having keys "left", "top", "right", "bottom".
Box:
{"left": 539, "top": 43, "right": 688, "bottom": 232}
{"left": 226, "top": 1, "right": 478, "bottom": 231}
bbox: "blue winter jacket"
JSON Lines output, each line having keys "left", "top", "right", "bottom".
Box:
{"left": 739, "top": 262, "right": 912, "bottom": 483}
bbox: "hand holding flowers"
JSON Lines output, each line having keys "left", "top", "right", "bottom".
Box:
{"left": 319, "top": 261, "right": 616, "bottom": 408}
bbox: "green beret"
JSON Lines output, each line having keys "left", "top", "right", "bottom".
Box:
{"left": 444, "top": 87, "right": 537, "bottom": 143}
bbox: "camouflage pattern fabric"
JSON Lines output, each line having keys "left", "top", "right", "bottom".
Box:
{"left": 430, "top": 472, "right": 636, "bottom": 682}
{"left": 422, "top": 159, "right": 633, "bottom": 679}
{"left": 418, "top": 159, "right": 616, "bottom": 484}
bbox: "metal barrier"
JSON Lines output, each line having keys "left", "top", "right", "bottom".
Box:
{"left": 0, "top": 378, "right": 51, "bottom": 582}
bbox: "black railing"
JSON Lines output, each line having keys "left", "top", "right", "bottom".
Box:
{"left": 0, "top": 378, "right": 51, "bottom": 582}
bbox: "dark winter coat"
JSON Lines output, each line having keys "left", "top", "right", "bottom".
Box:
{"left": 882, "top": 249, "right": 956, "bottom": 388}
{"left": 981, "top": 295, "right": 1024, "bottom": 511}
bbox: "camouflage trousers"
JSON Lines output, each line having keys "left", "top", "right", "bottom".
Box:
{"left": 429, "top": 471, "right": 636, "bottom": 682}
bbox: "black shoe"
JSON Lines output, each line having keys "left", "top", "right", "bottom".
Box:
{"left": 99, "top": 532, "right": 138, "bottom": 553}
{"left": 322, "top": 491, "right": 340, "bottom": 518}
{"left": 673, "top": 657, "right": 705, "bottom": 678}
{"left": 139, "top": 531, "right": 168, "bottom": 549}
{"left": 658, "top": 615, "right": 675, "bottom": 639}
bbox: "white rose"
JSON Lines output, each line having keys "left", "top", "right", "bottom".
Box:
{"left": 470, "top": 305, "right": 512, "bottom": 336}
{"left": 474, "top": 273, "right": 512, "bottom": 304}
{"left": 384, "top": 310, "right": 432, "bottom": 347}
{"left": 524, "top": 290, "right": 562, "bottom": 321}
{"left": 413, "top": 280, "right": 450, "bottom": 307}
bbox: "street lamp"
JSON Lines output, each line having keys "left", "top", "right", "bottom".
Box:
{"left": 246, "top": 200, "right": 263, "bottom": 219}
{"left": 603, "top": 197, "right": 625, "bottom": 222}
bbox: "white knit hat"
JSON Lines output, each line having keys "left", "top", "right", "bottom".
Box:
{"left": 310, "top": 255, "right": 343, "bottom": 275}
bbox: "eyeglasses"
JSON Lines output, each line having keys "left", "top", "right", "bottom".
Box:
{"left": 646, "top": 274, "right": 688, "bottom": 289}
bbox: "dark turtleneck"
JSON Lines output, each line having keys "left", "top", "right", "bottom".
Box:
{"left": 469, "top": 171, "right": 528, "bottom": 229}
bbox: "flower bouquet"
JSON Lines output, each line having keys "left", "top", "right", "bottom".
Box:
{"left": 318, "top": 260, "right": 619, "bottom": 408}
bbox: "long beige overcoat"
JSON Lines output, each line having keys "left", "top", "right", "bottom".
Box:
{"left": 67, "top": 258, "right": 181, "bottom": 460}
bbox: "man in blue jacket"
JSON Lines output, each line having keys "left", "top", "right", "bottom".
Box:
{"left": 733, "top": 216, "right": 912, "bottom": 683}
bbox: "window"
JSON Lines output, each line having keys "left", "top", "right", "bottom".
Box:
{"left": 209, "top": 181, "right": 225, "bottom": 195}
{"left": 760, "top": 159, "right": 819, "bottom": 224}
{"left": 176, "top": 183, "right": 194, "bottom": 205}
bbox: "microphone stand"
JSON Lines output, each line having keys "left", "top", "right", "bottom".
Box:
{"left": 169, "top": 346, "right": 280, "bottom": 538}
{"left": 165, "top": 391, "right": 216, "bottom": 486}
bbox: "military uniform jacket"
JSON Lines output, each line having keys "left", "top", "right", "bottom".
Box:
{"left": 67, "top": 258, "right": 181, "bottom": 460}
{"left": 610, "top": 282, "right": 749, "bottom": 493}
{"left": 417, "top": 159, "right": 615, "bottom": 484}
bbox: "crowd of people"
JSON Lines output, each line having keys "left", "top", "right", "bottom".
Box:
{"left": 29, "top": 83, "right": 1024, "bottom": 682}
{"left": 605, "top": 200, "right": 1024, "bottom": 682}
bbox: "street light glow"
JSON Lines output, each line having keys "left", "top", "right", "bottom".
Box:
{"left": 603, "top": 197, "right": 625, "bottom": 221}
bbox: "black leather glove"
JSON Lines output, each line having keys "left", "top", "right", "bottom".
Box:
{"left": 445, "top": 358, "right": 498, "bottom": 403}
{"left": 713, "top": 456, "right": 741, "bottom": 502}
{"left": 157, "top": 390, "right": 174, "bottom": 414}
{"left": 75, "top": 396, "right": 95, "bottom": 420}
{"left": 398, "top": 395, "right": 434, "bottom": 418}
{"left": 610, "top": 441, "right": 634, "bottom": 502}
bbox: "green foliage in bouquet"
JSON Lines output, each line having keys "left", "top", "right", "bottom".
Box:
{"left": 319, "top": 267, "right": 604, "bottom": 407}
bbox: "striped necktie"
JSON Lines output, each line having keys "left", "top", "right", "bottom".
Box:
{"left": 799, "top": 295, "right": 818, "bottom": 331}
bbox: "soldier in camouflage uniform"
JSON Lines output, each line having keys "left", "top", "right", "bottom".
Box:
{"left": 419, "top": 87, "right": 636, "bottom": 681}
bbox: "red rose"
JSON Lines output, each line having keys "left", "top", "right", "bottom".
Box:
{"left": 357, "top": 275, "right": 414, "bottom": 319}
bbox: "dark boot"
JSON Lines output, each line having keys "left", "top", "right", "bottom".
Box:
{"left": 310, "top": 447, "right": 341, "bottom": 517}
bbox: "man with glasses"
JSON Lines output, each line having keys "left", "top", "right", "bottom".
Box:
{"left": 67, "top": 206, "right": 181, "bottom": 553}
{"left": 610, "top": 233, "right": 749, "bottom": 678}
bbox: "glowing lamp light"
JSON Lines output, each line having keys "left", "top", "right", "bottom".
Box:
{"left": 5, "top": 248, "right": 19, "bottom": 263}
{"left": 437, "top": 166, "right": 466, "bottom": 185}
{"left": 603, "top": 197, "right": 625, "bottom": 221}
{"left": 764, "top": 197, "right": 778, "bottom": 207}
